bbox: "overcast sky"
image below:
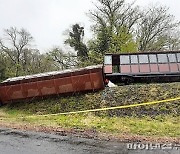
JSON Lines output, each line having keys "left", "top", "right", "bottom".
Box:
{"left": 0, "top": 0, "right": 180, "bottom": 52}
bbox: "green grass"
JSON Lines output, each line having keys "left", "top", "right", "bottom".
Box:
{"left": 0, "top": 108, "right": 179, "bottom": 137}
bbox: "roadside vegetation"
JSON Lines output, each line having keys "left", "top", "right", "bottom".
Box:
{"left": 0, "top": 111, "right": 179, "bottom": 138}
{"left": 0, "top": 82, "right": 179, "bottom": 139}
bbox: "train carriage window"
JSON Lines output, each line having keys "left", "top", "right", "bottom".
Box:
{"left": 120, "top": 55, "right": 130, "bottom": 64}
{"left": 177, "top": 53, "right": 180, "bottom": 62}
{"left": 149, "top": 54, "right": 157, "bottom": 63}
{"left": 130, "top": 55, "right": 138, "bottom": 63}
{"left": 157, "top": 54, "right": 168, "bottom": 63}
{"left": 138, "top": 55, "right": 149, "bottom": 63}
{"left": 104, "top": 55, "right": 112, "bottom": 65}
{"left": 168, "top": 54, "right": 177, "bottom": 63}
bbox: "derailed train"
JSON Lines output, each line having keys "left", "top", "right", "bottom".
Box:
{"left": 0, "top": 51, "right": 180, "bottom": 105}
{"left": 0, "top": 65, "right": 105, "bottom": 105}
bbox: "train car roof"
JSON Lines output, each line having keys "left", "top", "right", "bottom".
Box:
{"left": 1, "top": 65, "right": 103, "bottom": 84}
{"left": 105, "top": 50, "right": 180, "bottom": 55}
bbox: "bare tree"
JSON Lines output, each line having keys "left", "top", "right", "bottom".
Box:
{"left": 136, "top": 5, "right": 180, "bottom": 51}
{"left": 165, "top": 30, "right": 180, "bottom": 50}
{"left": 0, "top": 51, "right": 6, "bottom": 80}
{"left": 89, "top": 0, "right": 141, "bottom": 32}
{"left": 47, "top": 47, "right": 78, "bottom": 70}
{"left": 0, "top": 27, "right": 33, "bottom": 76}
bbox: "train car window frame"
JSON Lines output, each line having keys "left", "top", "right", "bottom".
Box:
{"left": 168, "top": 53, "right": 177, "bottom": 63}
{"left": 149, "top": 54, "right": 157, "bottom": 63}
{"left": 104, "top": 55, "right": 112, "bottom": 65}
{"left": 130, "top": 55, "right": 138, "bottom": 64}
{"left": 120, "top": 55, "right": 130, "bottom": 64}
{"left": 138, "top": 54, "right": 149, "bottom": 64}
{"left": 157, "top": 54, "right": 168, "bottom": 63}
{"left": 177, "top": 53, "right": 180, "bottom": 62}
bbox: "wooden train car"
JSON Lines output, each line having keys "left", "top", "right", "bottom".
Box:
{"left": 0, "top": 65, "right": 105, "bottom": 105}
{"left": 104, "top": 51, "right": 180, "bottom": 83}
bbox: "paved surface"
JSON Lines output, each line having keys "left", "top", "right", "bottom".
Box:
{"left": 0, "top": 128, "right": 179, "bottom": 154}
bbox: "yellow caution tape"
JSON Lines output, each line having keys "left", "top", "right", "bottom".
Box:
{"left": 31, "top": 96, "right": 180, "bottom": 117}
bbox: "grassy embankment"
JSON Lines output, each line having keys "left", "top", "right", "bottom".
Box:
{"left": 0, "top": 82, "right": 179, "bottom": 138}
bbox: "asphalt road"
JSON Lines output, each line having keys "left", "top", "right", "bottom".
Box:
{"left": 0, "top": 128, "right": 179, "bottom": 154}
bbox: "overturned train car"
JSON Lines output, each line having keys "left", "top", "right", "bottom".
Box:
{"left": 0, "top": 65, "right": 105, "bottom": 105}
{"left": 104, "top": 51, "right": 180, "bottom": 83}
